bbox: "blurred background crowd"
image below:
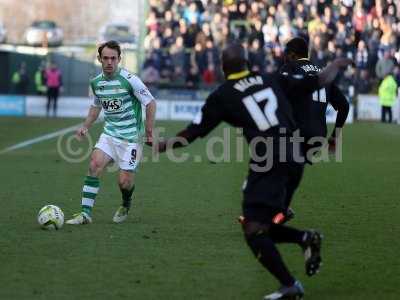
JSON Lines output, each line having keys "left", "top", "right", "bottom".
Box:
{"left": 141, "top": 0, "right": 400, "bottom": 97}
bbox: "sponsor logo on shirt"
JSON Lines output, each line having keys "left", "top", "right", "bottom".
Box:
{"left": 138, "top": 89, "right": 149, "bottom": 97}
{"left": 102, "top": 99, "right": 123, "bottom": 112}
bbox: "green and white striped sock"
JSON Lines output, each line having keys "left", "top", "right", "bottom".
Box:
{"left": 81, "top": 176, "right": 100, "bottom": 216}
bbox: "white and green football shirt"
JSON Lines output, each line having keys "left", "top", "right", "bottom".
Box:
{"left": 90, "top": 68, "right": 154, "bottom": 143}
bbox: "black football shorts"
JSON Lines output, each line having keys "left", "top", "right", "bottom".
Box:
{"left": 242, "top": 162, "right": 304, "bottom": 223}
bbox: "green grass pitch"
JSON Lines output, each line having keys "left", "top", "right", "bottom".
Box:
{"left": 0, "top": 117, "right": 399, "bottom": 299}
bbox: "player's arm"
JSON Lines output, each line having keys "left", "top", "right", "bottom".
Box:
{"left": 128, "top": 74, "right": 157, "bottom": 145}
{"left": 327, "top": 85, "right": 350, "bottom": 152}
{"left": 158, "top": 93, "right": 222, "bottom": 152}
{"left": 318, "top": 58, "right": 353, "bottom": 86}
{"left": 77, "top": 106, "right": 102, "bottom": 137}
{"left": 77, "top": 84, "right": 102, "bottom": 139}
{"left": 329, "top": 85, "right": 350, "bottom": 136}
{"left": 145, "top": 100, "right": 156, "bottom": 145}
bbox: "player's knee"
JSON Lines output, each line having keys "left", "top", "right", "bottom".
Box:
{"left": 118, "top": 177, "right": 132, "bottom": 190}
{"left": 242, "top": 221, "right": 271, "bottom": 256}
{"left": 242, "top": 221, "right": 270, "bottom": 240}
{"left": 89, "top": 158, "right": 104, "bottom": 176}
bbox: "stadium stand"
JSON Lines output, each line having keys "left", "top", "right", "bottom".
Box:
{"left": 143, "top": 0, "right": 400, "bottom": 93}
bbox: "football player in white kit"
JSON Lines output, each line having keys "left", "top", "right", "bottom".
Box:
{"left": 66, "top": 40, "right": 156, "bottom": 225}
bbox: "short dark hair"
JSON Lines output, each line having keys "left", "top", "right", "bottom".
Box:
{"left": 222, "top": 42, "right": 248, "bottom": 75}
{"left": 284, "top": 37, "right": 309, "bottom": 58}
{"left": 98, "top": 40, "right": 121, "bottom": 57}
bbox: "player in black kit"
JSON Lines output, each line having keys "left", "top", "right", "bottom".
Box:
{"left": 155, "top": 43, "right": 351, "bottom": 299}
{"left": 279, "top": 37, "right": 350, "bottom": 221}
{"left": 281, "top": 37, "right": 349, "bottom": 155}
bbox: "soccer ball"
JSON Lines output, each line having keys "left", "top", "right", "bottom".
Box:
{"left": 37, "top": 205, "right": 64, "bottom": 230}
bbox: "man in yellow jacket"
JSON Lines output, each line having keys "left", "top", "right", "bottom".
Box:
{"left": 378, "top": 72, "right": 398, "bottom": 123}
{"left": 34, "top": 63, "right": 47, "bottom": 95}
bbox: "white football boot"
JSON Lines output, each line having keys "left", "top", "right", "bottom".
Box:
{"left": 112, "top": 206, "right": 129, "bottom": 223}
{"left": 66, "top": 212, "right": 92, "bottom": 225}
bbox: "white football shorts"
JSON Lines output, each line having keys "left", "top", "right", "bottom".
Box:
{"left": 94, "top": 133, "right": 142, "bottom": 172}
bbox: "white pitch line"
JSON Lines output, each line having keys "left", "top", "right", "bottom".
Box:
{"left": 0, "top": 123, "right": 83, "bottom": 155}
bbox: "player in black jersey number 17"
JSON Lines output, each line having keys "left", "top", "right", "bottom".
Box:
{"left": 152, "top": 43, "right": 353, "bottom": 299}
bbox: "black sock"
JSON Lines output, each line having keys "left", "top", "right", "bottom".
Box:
{"left": 269, "top": 224, "right": 305, "bottom": 245}
{"left": 245, "top": 232, "right": 295, "bottom": 286}
{"left": 120, "top": 185, "right": 135, "bottom": 209}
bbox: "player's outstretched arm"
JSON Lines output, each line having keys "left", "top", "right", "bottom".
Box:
{"left": 330, "top": 85, "right": 350, "bottom": 139}
{"left": 157, "top": 92, "right": 222, "bottom": 153}
{"left": 157, "top": 128, "right": 197, "bottom": 153}
{"left": 145, "top": 100, "right": 156, "bottom": 146}
{"left": 328, "top": 85, "right": 350, "bottom": 153}
{"left": 318, "top": 58, "right": 354, "bottom": 87}
{"left": 76, "top": 106, "right": 102, "bottom": 139}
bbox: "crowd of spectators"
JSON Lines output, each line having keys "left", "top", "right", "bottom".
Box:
{"left": 142, "top": 0, "right": 400, "bottom": 96}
